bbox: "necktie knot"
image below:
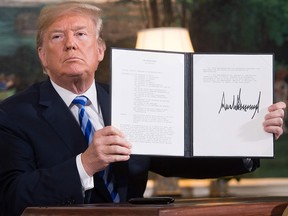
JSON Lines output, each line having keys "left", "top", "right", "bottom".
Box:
{"left": 72, "top": 95, "right": 89, "bottom": 107}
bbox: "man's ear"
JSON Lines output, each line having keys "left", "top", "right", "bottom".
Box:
{"left": 97, "top": 39, "right": 106, "bottom": 62}
{"left": 38, "top": 47, "right": 47, "bottom": 67}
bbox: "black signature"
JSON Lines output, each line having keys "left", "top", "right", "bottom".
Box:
{"left": 218, "top": 88, "right": 261, "bottom": 119}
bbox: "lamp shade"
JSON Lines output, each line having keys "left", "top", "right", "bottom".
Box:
{"left": 135, "top": 27, "right": 194, "bottom": 52}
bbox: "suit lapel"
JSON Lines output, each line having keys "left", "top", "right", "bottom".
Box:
{"left": 38, "top": 80, "right": 87, "bottom": 155}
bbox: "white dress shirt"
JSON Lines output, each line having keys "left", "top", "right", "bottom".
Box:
{"left": 51, "top": 80, "right": 104, "bottom": 194}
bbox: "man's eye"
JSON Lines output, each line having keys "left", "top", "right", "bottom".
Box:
{"left": 76, "top": 32, "right": 88, "bottom": 38}
{"left": 51, "top": 34, "right": 63, "bottom": 41}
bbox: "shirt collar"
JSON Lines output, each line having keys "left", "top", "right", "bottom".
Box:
{"left": 50, "top": 79, "right": 99, "bottom": 112}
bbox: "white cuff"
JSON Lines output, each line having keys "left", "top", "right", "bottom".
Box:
{"left": 76, "top": 154, "right": 94, "bottom": 192}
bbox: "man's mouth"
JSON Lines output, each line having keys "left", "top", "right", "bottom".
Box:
{"left": 64, "top": 57, "right": 82, "bottom": 63}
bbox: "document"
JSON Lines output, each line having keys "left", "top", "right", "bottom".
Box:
{"left": 111, "top": 48, "right": 274, "bottom": 157}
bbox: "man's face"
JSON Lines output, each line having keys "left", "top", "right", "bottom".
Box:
{"left": 38, "top": 14, "right": 104, "bottom": 85}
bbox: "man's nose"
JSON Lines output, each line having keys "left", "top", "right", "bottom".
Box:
{"left": 65, "top": 35, "right": 77, "bottom": 51}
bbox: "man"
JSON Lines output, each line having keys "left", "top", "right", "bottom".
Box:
{"left": 0, "top": 1, "right": 286, "bottom": 216}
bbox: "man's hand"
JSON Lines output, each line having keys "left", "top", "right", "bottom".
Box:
{"left": 81, "top": 126, "right": 131, "bottom": 176}
{"left": 263, "top": 101, "right": 286, "bottom": 140}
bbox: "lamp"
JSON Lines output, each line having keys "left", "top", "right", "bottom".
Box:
{"left": 135, "top": 27, "right": 194, "bottom": 52}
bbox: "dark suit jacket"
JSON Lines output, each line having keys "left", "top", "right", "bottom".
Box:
{"left": 0, "top": 79, "right": 259, "bottom": 216}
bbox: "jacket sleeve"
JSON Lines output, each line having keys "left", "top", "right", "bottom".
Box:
{"left": 0, "top": 112, "right": 84, "bottom": 216}
{"left": 150, "top": 156, "right": 260, "bottom": 179}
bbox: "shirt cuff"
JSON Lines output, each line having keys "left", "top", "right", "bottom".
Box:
{"left": 76, "top": 154, "right": 94, "bottom": 192}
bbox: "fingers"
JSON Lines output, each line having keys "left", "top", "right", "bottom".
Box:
{"left": 102, "top": 138, "right": 131, "bottom": 156}
{"left": 268, "top": 101, "right": 286, "bottom": 112}
{"left": 93, "top": 126, "right": 132, "bottom": 161}
{"left": 264, "top": 113, "right": 284, "bottom": 127}
{"left": 264, "top": 101, "right": 286, "bottom": 140}
{"left": 95, "top": 135, "right": 131, "bottom": 163}
{"left": 265, "top": 104, "right": 285, "bottom": 121}
{"left": 95, "top": 126, "right": 131, "bottom": 149}
{"left": 82, "top": 126, "right": 131, "bottom": 175}
{"left": 97, "top": 125, "right": 125, "bottom": 137}
{"left": 264, "top": 125, "right": 283, "bottom": 140}
{"left": 263, "top": 120, "right": 283, "bottom": 140}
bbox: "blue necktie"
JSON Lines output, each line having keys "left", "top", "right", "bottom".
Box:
{"left": 72, "top": 95, "right": 120, "bottom": 203}
{"left": 72, "top": 96, "right": 95, "bottom": 144}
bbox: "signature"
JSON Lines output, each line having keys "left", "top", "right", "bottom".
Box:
{"left": 218, "top": 88, "right": 261, "bottom": 119}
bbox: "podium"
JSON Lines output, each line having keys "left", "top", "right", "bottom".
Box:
{"left": 22, "top": 196, "right": 288, "bottom": 216}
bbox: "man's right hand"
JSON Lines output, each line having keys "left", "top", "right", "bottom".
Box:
{"left": 81, "top": 126, "right": 131, "bottom": 176}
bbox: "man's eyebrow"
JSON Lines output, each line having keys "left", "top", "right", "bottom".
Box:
{"left": 49, "top": 29, "right": 64, "bottom": 34}
{"left": 48, "top": 26, "right": 88, "bottom": 34}
{"left": 47, "top": 27, "right": 65, "bottom": 36}
{"left": 71, "top": 26, "right": 88, "bottom": 31}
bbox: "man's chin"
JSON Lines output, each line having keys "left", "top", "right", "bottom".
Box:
{"left": 65, "top": 67, "right": 87, "bottom": 77}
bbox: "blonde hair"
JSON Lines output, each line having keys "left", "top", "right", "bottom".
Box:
{"left": 36, "top": 1, "right": 104, "bottom": 49}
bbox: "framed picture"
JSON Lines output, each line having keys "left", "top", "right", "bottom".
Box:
{"left": 0, "top": 3, "right": 45, "bottom": 100}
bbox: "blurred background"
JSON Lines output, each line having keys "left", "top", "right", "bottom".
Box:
{"left": 0, "top": 0, "right": 287, "bottom": 198}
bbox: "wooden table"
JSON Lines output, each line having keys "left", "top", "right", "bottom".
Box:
{"left": 22, "top": 196, "right": 288, "bottom": 216}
